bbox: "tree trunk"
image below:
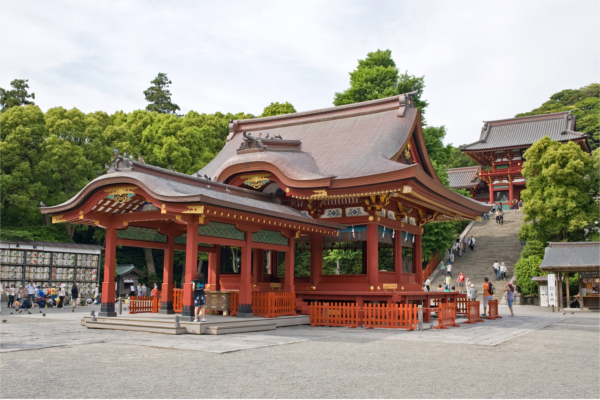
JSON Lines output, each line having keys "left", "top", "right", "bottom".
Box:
{"left": 65, "top": 223, "right": 76, "bottom": 239}
{"left": 144, "top": 248, "right": 156, "bottom": 277}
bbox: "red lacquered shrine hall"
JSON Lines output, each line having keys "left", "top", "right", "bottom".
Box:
{"left": 41, "top": 92, "right": 490, "bottom": 318}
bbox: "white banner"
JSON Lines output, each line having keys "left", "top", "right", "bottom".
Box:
{"left": 547, "top": 273, "right": 556, "bottom": 307}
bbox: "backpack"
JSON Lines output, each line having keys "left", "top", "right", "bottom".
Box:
{"left": 487, "top": 282, "right": 495, "bottom": 295}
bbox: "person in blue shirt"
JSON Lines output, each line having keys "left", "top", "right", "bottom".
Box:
{"left": 191, "top": 273, "right": 206, "bottom": 322}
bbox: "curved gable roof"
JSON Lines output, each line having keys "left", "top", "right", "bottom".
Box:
{"left": 199, "top": 93, "right": 440, "bottom": 185}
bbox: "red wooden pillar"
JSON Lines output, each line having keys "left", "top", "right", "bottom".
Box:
{"left": 252, "top": 249, "right": 264, "bottom": 286}
{"left": 208, "top": 245, "right": 220, "bottom": 291}
{"left": 310, "top": 235, "right": 323, "bottom": 287}
{"left": 394, "top": 229, "right": 403, "bottom": 287}
{"left": 238, "top": 232, "right": 254, "bottom": 317}
{"left": 284, "top": 236, "right": 295, "bottom": 293}
{"left": 159, "top": 233, "right": 175, "bottom": 314}
{"left": 489, "top": 183, "right": 494, "bottom": 204}
{"left": 99, "top": 225, "right": 117, "bottom": 317}
{"left": 182, "top": 220, "right": 198, "bottom": 319}
{"left": 509, "top": 178, "right": 514, "bottom": 204}
{"left": 413, "top": 233, "right": 423, "bottom": 285}
{"left": 367, "top": 223, "right": 379, "bottom": 288}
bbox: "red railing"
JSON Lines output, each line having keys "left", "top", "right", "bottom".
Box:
{"left": 432, "top": 294, "right": 468, "bottom": 315}
{"left": 363, "top": 303, "right": 418, "bottom": 331}
{"left": 129, "top": 296, "right": 154, "bottom": 314}
{"left": 173, "top": 289, "right": 183, "bottom": 313}
{"left": 463, "top": 301, "right": 484, "bottom": 324}
{"left": 252, "top": 291, "right": 296, "bottom": 318}
{"left": 310, "top": 302, "right": 360, "bottom": 328}
{"left": 478, "top": 166, "right": 522, "bottom": 176}
{"left": 435, "top": 303, "right": 460, "bottom": 329}
{"left": 423, "top": 253, "right": 439, "bottom": 281}
{"left": 485, "top": 299, "right": 503, "bottom": 320}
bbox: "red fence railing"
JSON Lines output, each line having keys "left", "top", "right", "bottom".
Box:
{"left": 310, "top": 302, "right": 360, "bottom": 328}
{"left": 423, "top": 253, "right": 439, "bottom": 281}
{"left": 435, "top": 303, "right": 460, "bottom": 329}
{"left": 129, "top": 296, "right": 154, "bottom": 314}
{"left": 363, "top": 303, "right": 418, "bottom": 331}
{"left": 252, "top": 291, "right": 296, "bottom": 318}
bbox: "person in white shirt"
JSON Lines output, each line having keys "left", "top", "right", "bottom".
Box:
{"left": 468, "top": 283, "right": 478, "bottom": 301}
{"left": 446, "top": 262, "right": 453, "bottom": 278}
{"left": 493, "top": 261, "right": 500, "bottom": 281}
{"left": 500, "top": 262, "right": 507, "bottom": 281}
{"left": 26, "top": 281, "right": 36, "bottom": 306}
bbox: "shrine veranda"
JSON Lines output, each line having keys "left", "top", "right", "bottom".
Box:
{"left": 41, "top": 93, "right": 491, "bottom": 319}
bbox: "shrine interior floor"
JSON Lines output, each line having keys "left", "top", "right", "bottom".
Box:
{"left": 1, "top": 305, "right": 598, "bottom": 398}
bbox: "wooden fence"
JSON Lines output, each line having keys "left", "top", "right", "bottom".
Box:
{"left": 423, "top": 253, "right": 439, "bottom": 281}
{"left": 173, "top": 289, "right": 183, "bottom": 313}
{"left": 434, "top": 303, "right": 460, "bottom": 329}
{"left": 363, "top": 303, "right": 418, "bottom": 331}
{"left": 309, "top": 302, "right": 360, "bottom": 328}
{"left": 485, "top": 299, "right": 502, "bottom": 320}
{"left": 252, "top": 291, "right": 296, "bottom": 318}
{"left": 432, "top": 294, "right": 468, "bottom": 315}
{"left": 129, "top": 296, "right": 154, "bottom": 314}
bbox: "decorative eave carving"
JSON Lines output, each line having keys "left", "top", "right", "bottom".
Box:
{"left": 106, "top": 155, "right": 134, "bottom": 174}
{"left": 237, "top": 131, "right": 302, "bottom": 154}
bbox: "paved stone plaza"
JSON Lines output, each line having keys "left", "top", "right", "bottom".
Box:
{"left": 1, "top": 305, "right": 598, "bottom": 398}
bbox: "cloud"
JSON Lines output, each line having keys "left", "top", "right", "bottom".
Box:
{"left": 1, "top": 0, "right": 598, "bottom": 146}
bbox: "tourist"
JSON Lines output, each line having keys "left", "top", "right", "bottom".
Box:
{"left": 151, "top": 283, "right": 158, "bottom": 297}
{"left": 463, "top": 235, "right": 469, "bottom": 251}
{"left": 493, "top": 260, "right": 500, "bottom": 281}
{"left": 130, "top": 284, "right": 136, "bottom": 296}
{"left": 0, "top": 283, "right": 3, "bottom": 313}
{"left": 482, "top": 277, "right": 494, "bottom": 316}
{"left": 457, "top": 272, "right": 466, "bottom": 292}
{"left": 424, "top": 278, "right": 431, "bottom": 292}
{"left": 26, "top": 281, "right": 36, "bottom": 306}
{"left": 437, "top": 284, "right": 444, "bottom": 292}
{"left": 57, "top": 284, "right": 66, "bottom": 308}
{"left": 7, "top": 284, "right": 16, "bottom": 309}
{"left": 500, "top": 262, "right": 507, "bottom": 281}
{"left": 449, "top": 248, "right": 454, "bottom": 263}
{"left": 141, "top": 283, "right": 147, "bottom": 297}
{"left": 440, "top": 261, "right": 446, "bottom": 278}
{"left": 464, "top": 278, "right": 470, "bottom": 292}
{"left": 468, "top": 283, "right": 478, "bottom": 301}
{"left": 451, "top": 286, "right": 456, "bottom": 291}
{"left": 469, "top": 236, "right": 476, "bottom": 251}
{"left": 445, "top": 275, "right": 452, "bottom": 290}
{"left": 446, "top": 262, "right": 453, "bottom": 278}
{"left": 498, "top": 209, "right": 504, "bottom": 225}
{"left": 137, "top": 283, "right": 142, "bottom": 297}
{"left": 457, "top": 238, "right": 463, "bottom": 257}
{"left": 504, "top": 282, "right": 515, "bottom": 316}
{"left": 16, "top": 286, "right": 23, "bottom": 302}
{"left": 518, "top": 199, "right": 523, "bottom": 210}
{"left": 191, "top": 273, "right": 206, "bottom": 322}
{"left": 444, "top": 285, "right": 451, "bottom": 292}
{"left": 71, "top": 283, "right": 79, "bottom": 309}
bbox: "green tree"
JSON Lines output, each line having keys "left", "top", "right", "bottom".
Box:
{"left": 333, "top": 49, "right": 428, "bottom": 120}
{"left": 514, "top": 255, "right": 544, "bottom": 295}
{"left": 516, "top": 83, "right": 599, "bottom": 150}
{"left": 144, "top": 73, "right": 180, "bottom": 114}
{"left": 519, "top": 137, "right": 599, "bottom": 243}
{"left": 260, "top": 102, "right": 296, "bottom": 117}
{"left": 0, "top": 79, "right": 35, "bottom": 112}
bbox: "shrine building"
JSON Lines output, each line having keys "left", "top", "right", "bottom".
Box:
{"left": 455, "top": 111, "right": 591, "bottom": 207}
{"left": 41, "top": 92, "right": 490, "bottom": 319}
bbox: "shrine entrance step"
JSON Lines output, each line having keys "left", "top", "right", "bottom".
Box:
{"left": 81, "top": 314, "right": 310, "bottom": 335}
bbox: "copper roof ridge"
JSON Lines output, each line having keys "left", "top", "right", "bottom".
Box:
{"left": 446, "top": 166, "right": 481, "bottom": 173}
{"left": 107, "top": 160, "right": 279, "bottom": 203}
{"left": 547, "top": 242, "right": 599, "bottom": 247}
{"left": 483, "top": 111, "right": 572, "bottom": 126}
{"left": 562, "top": 130, "right": 587, "bottom": 137}
{"left": 226, "top": 94, "right": 412, "bottom": 141}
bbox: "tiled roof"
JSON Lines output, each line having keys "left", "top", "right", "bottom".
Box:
{"left": 540, "top": 242, "right": 600, "bottom": 271}
{"left": 41, "top": 162, "right": 344, "bottom": 230}
{"left": 462, "top": 112, "right": 586, "bottom": 151}
{"left": 199, "top": 95, "right": 420, "bottom": 181}
{"left": 446, "top": 166, "right": 481, "bottom": 189}
{"left": 116, "top": 264, "right": 144, "bottom": 277}
{"left": 0, "top": 240, "right": 103, "bottom": 251}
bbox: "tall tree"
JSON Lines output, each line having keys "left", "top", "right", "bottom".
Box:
{"left": 260, "top": 102, "right": 296, "bottom": 117}
{"left": 333, "top": 49, "right": 428, "bottom": 120}
{"left": 0, "top": 79, "right": 36, "bottom": 112}
{"left": 519, "top": 137, "right": 598, "bottom": 243}
{"left": 144, "top": 73, "right": 180, "bottom": 114}
{"left": 516, "top": 83, "right": 599, "bottom": 150}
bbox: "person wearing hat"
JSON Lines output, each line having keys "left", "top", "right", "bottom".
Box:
{"left": 504, "top": 282, "right": 515, "bottom": 316}
{"left": 467, "top": 283, "right": 478, "bottom": 301}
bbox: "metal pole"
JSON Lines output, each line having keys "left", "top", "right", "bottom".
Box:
{"left": 119, "top": 297, "right": 122, "bottom": 315}
{"left": 418, "top": 304, "right": 423, "bottom": 331}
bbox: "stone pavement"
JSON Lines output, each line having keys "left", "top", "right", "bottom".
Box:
{"left": 0, "top": 305, "right": 598, "bottom": 398}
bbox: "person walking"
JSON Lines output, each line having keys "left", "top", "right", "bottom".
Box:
{"left": 191, "top": 273, "right": 206, "bottom": 322}
{"left": 512, "top": 199, "right": 518, "bottom": 213}
{"left": 467, "top": 283, "right": 478, "bottom": 301}
{"left": 71, "top": 283, "right": 79, "bottom": 309}
{"left": 500, "top": 262, "right": 507, "bottom": 281}
{"left": 446, "top": 262, "right": 453, "bottom": 278}
{"left": 440, "top": 261, "right": 446, "bottom": 278}
{"left": 498, "top": 209, "right": 504, "bottom": 225}
{"left": 457, "top": 238, "right": 463, "bottom": 257}
{"left": 151, "top": 283, "right": 158, "bottom": 297}
{"left": 58, "top": 284, "right": 66, "bottom": 309}
{"left": 504, "top": 282, "right": 515, "bottom": 316}
{"left": 464, "top": 278, "right": 471, "bottom": 294}
{"left": 424, "top": 278, "right": 431, "bottom": 292}
{"left": 518, "top": 199, "right": 523, "bottom": 211}
{"left": 463, "top": 235, "right": 469, "bottom": 251}
{"left": 493, "top": 260, "right": 500, "bottom": 281}
{"left": 469, "top": 236, "right": 476, "bottom": 251}
{"left": 7, "top": 284, "right": 16, "bottom": 309}
{"left": 457, "top": 272, "right": 466, "bottom": 293}
{"left": 445, "top": 274, "right": 452, "bottom": 290}
{"left": 482, "top": 277, "right": 494, "bottom": 317}
{"left": 449, "top": 249, "right": 454, "bottom": 263}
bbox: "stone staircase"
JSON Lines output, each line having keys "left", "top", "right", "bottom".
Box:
{"left": 430, "top": 211, "right": 524, "bottom": 302}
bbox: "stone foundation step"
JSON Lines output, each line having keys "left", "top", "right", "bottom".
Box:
{"left": 85, "top": 320, "right": 186, "bottom": 335}
{"left": 205, "top": 320, "right": 276, "bottom": 335}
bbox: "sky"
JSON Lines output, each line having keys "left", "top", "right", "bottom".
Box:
{"left": 1, "top": 0, "right": 598, "bottom": 146}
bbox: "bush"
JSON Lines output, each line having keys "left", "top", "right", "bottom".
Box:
{"left": 514, "top": 255, "right": 544, "bottom": 295}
